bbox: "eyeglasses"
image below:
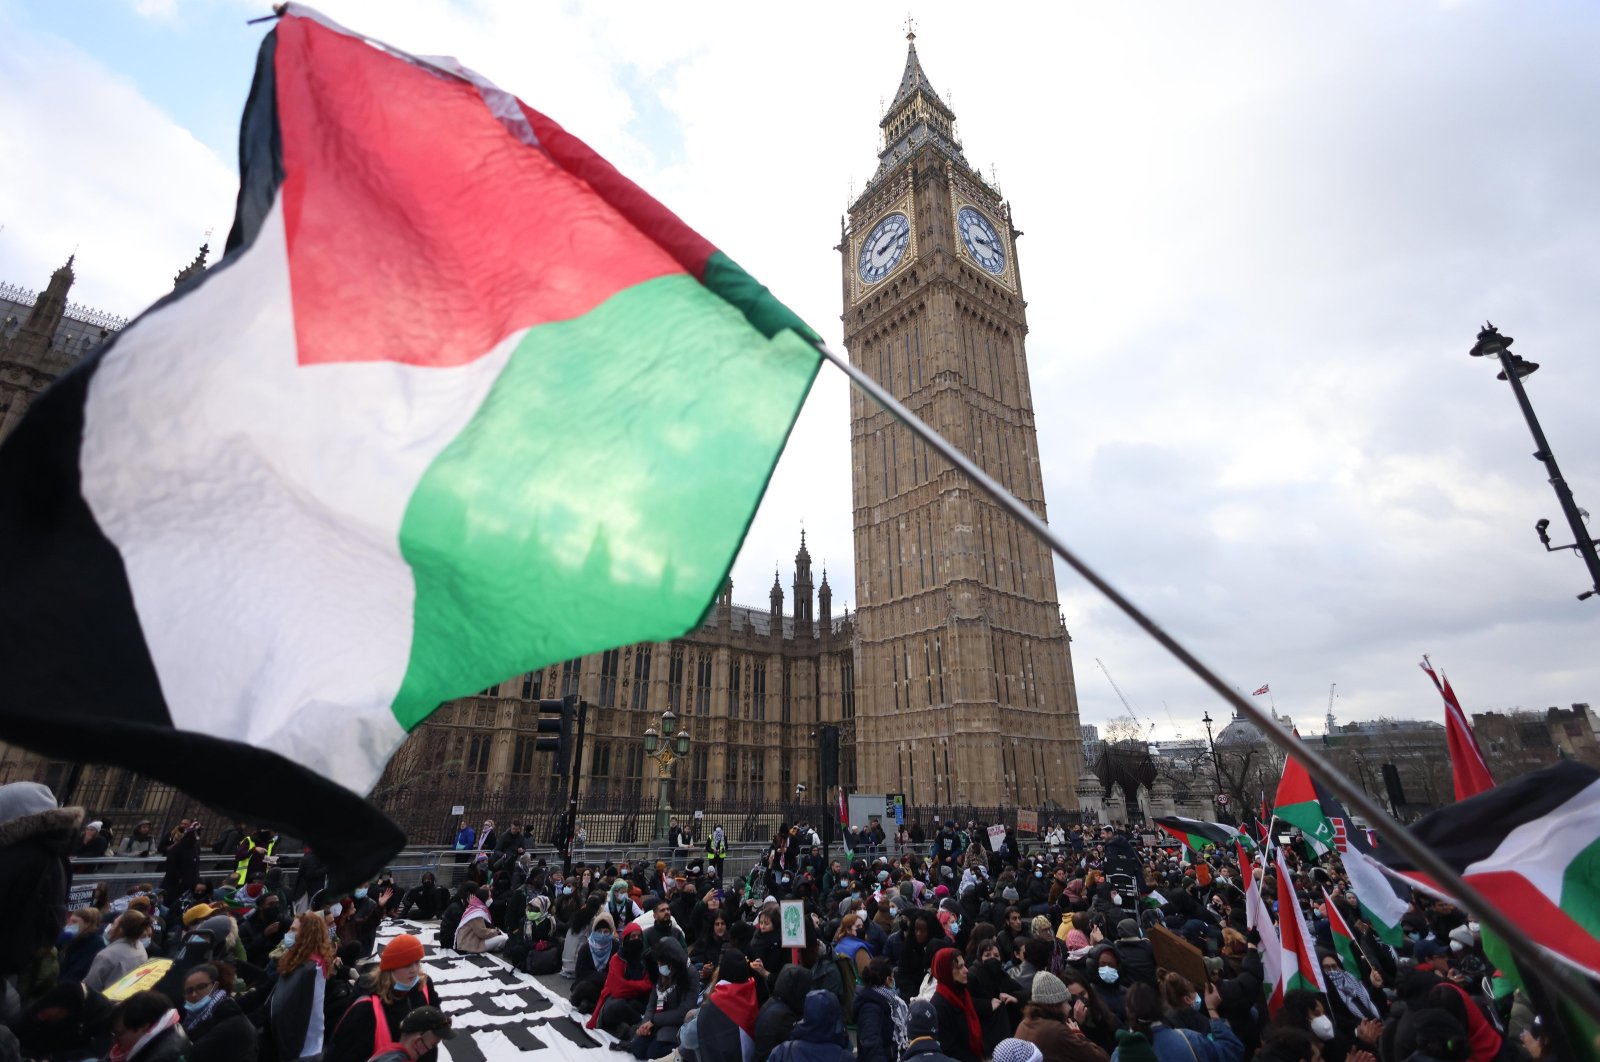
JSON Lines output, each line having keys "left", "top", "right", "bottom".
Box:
{"left": 183, "top": 981, "right": 216, "bottom": 997}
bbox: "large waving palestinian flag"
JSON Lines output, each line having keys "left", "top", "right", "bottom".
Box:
{"left": 1272, "top": 733, "right": 1336, "bottom": 855}
{"left": 1375, "top": 760, "right": 1600, "bottom": 979}
{"left": 1155, "top": 816, "right": 1245, "bottom": 854}
{"left": 0, "top": 7, "right": 819, "bottom": 886}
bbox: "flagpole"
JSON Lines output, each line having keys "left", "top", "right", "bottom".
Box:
{"left": 816, "top": 339, "right": 1600, "bottom": 1024}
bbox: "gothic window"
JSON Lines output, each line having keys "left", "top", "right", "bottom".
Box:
{"left": 728, "top": 657, "right": 741, "bottom": 717}
{"left": 561, "top": 659, "right": 581, "bottom": 698}
{"left": 589, "top": 741, "right": 612, "bottom": 800}
{"left": 748, "top": 750, "right": 766, "bottom": 801}
{"left": 475, "top": 703, "right": 495, "bottom": 728}
{"left": 841, "top": 659, "right": 855, "bottom": 720}
{"left": 782, "top": 662, "right": 793, "bottom": 724}
{"left": 668, "top": 646, "right": 685, "bottom": 709}
{"left": 465, "top": 732, "right": 492, "bottom": 777}
{"left": 933, "top": 640, "right": 944, "bottom": 703}
{"left": 695, "top": 653, "right": 713, "bottom": 716}
{"left": 520, "top": 672, "right": 534, "bottom": 699}
{"left": 482, "top": 682, "right": 499, "bottom": 697}
{"left": 924, "top": 639, "right": 934, "bottom": 706}
{"left": 691, "top": 746, "right": 710, "bottom": 804}
{"left": 780, "top": 749, "right": 792, "bottom": 797}
{"left": 753, "top": 661, "right": 767, "bottom": 721}
{"left": 723, "top": 746, "right": 739, "bottom": 798}
{"left": 599, "top": 649, "right": 620, "bottom": 708}
{"left": 623, "top": 744, "right": 645, "bottom": 797}
{"left": 891, "top": 652, "right": 901, "bottom": 711}
{"left": 511, "top": 735, "right": 538, "bottom": 777}
{"left": 631, "top": 645, "right": 653, "bottom": 710}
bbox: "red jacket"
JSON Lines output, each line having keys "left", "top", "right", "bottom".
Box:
{"left": 587, "top": 923, "right": 654, "bottom": 1029}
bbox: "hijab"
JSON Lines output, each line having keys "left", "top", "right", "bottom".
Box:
{"left": 931, "top": 948, "right": 984, "bottom": 1060}
{"left": 588, "top": 912, "right": 617, "bottom": 970}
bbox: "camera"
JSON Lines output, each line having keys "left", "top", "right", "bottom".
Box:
{"left": 795, "top": 784, "right": 807, "bottom": 793}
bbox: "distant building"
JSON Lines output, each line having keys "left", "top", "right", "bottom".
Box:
{"left": 1472, "top": 704, "right": 1600, "bottom": 780}
{"left": 1081, "top": 724, "right": 1104, "bottom": 767}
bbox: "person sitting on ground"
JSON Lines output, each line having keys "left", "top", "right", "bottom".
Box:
{"left": 902, "top": 999, "right": 964, "bottom": 1062}
{"left": 323, "top": 932, "right": 436, "bottom": 1062}
{"left": 854, "top": 956, "right": 909, "bottom": 1062}
{"left": 756, "top": 964, "right": 814, "bottom": 1062}
{"left": 588, "top": 923, "right": 657, "bottom": 1037}
{"left": 56, "top": 906, "right": 106, "bottom": 984}
{"left": 697, "top": 949, "right": 764, "bottom": 1062}
{"left": 181, "top": 962, "right": 258, "bottom": 1062}
{"left": 369, "top": 1005, "right": 457, "bottom": 1062}
{"left": 454, "top": 887, "right": 508, "bottom": 954}
{"left": 622, "top": 936, "right": 696, "bottom": 1059}
{"left": 928, "top": 948, "right": 985, "bottom": 1062}
{"left": 573, "top": 911, "right": 620, "bottom": 1013}
{"left": 397, "top": 871, "right": 450, "bottom": 921}
{"left": 268, "top": 911, "right": 344, "bottom": 1061}
{"left": 1110, "top": 981, "right": 1243, "bottom": 1062}
{"left": 85, "top": 910, "right": 151, "bottom": 993}
{"left": 107, "top": 989, "right": 188, "bottom": 1062}
{"left": 1016, "top": 971, "right": 1110, "bottom": 1062}
{"left": 768, "top": 989, "right": 856, "bottom": 1062}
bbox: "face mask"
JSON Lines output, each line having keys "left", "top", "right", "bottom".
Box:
{"left": 1111, "top": 894, "right": 1123, "bottom": 906}
{"left": 1098, "top": 967, "right": 1119, "bottom": 985}
{"left": 1191, "top": 996, "right": 1204, "bottom": 1011}
{"left": 328, "top": 902, "right": 343, "bottom": 919}
{"left": 393, "top": 977, "right": 419, "bottom": 993}
{"left": 562, "top": 886, "right": 574, "bottom": 895}
{"left": 282, "top": 931, "right": 297, "bottom": 949}
{"left": 620, "top": 869, "right": 631, "bottom": 877}
{"left": 1035, "top": 871, "right": 1044, "bottom": 879}
{"left": 1310, "top": 1015, "right": 1335, "bottom": 1040}
{"left": 62, "top": 923, "right": 80, "bottom": 938}
{"left": 889, "top": 907, "right": 900, "bottom": 918}
{"left": 594, "top": 930, "right": 613, "bottom": 943}
{"left": 354, "top": 888, "right": 368, "bottom": 900}
{"left": 950, "top": 919, "right": 961, "bottom": 933}
{"left": 659, "top": 964, "right": 673, "bottom": 978}
{"left": 184, "top": 997, "right": 211, "bottom": 1013}
{"left": 1450, "top": 940, "right": 1465, "bottom": 953}
{"left": 1468, "top": 921, "right": 1480, "bottom": 935}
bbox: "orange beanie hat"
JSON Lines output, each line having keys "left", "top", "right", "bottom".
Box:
{"left": 380, "top": 933, "right": 425, "bottom": 971}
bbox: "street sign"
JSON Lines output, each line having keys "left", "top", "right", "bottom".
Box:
{"left": 888, "top": 793, "right": 906, "bottom": 827}
{"left": 451, "top": 805, "right": 465, "bottom": 816}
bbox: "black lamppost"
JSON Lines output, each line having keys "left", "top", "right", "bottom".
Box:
{"left": 1470, "top": 324, "right": 1600, "bottom": 600}
{"left": 643, "top": 708, "right": 691, "bottom": 843}
{"left": 1201, "top": 711, "right": 1226, "bottom": 818}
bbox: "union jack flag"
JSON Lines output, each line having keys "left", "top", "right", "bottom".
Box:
{"left": 1252, "top": 684, "right": 1270, "bottom": 696}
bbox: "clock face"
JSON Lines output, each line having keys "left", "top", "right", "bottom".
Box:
{"left": 857, "top": 212, "right": 911, "bottom": 283}
{"left": 957, "top": 207, "right": 1005, "bottom": 275}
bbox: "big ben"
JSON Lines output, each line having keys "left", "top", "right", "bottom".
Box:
{"left": 842, "top": 28, "right": 1084, "bottom": 808}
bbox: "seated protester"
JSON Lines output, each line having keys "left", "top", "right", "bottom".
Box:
{"left": 587, "top": 923, "right": 656, "bottom": 1038}
{"left": 1090, "top": 950, "right": 1127, "bottom": 1024}
{"left": 692, "top": 911, "right": 734, "bottom": 971}
{"left": 269, "top": 912, "right": 345, "bottom": 1061}
{"left": 324, "top": 932, "right": 437, "bottom": 1062}
{"left": 573, "top": 912, "right": 620, "bottom": 1013}
{"left": 1110, "top": 982, "right": 1243, "bottom": 1062}
{"left": 15, "top": 979, "right": 116, "bottom": 1059}
{"left": 85, "top": 911, "right": 152, "bottom": 993}
{"left": 57, "top": 906, "right": 107, "bottom": 984}
{"left": 524, "top": 895, "right": 564, "bottom": 976}
{"left": 1317, "top": 952, "right": 1380, "bottom": 1035}
{"left": 1274, "top": 990, "right": 1355, "bottom": 1062}
{"left": 181, "top": 962, "right": 258, "bottom": 1062}
{"left": 436, "top": 883, "right": 476, "bottom": 952}
{"left": 768, "top": 989, "right": 855, "bottom": 1062}
{"left": 1058, "top": 913, "right": 1094, "bottom": 959}
{"left": 341, "top": 884, "right": 386, "bottom": 959}
{"left": 644, "top": 899, "right": 688, "bottom": 960}
{"left": 107, "top": 989, "right": 188, "bottom": 1062}
{"left": 369, "top": 1006, "right": 457, "bottom": 1062}
{"left": 902, "top": 999, "right": 962, "bottom": 1062}
{"left": 1157, "top": 973, "right": 1209, "bottom": 1036}
{"left": 854, "top": 957, "right": 909, "bottom": 1062}
{"left": 454, "top": 888, "right": 509, "bottom": 954}
{"left": 697, "top": 949, "right": 764, "bottom": 1062}
{"left": 756, "top": 965, "right": 813, "bottom": 1062}
{"left": 398, "top": 872, "right": 450, "bottom": 920}
{"left": 624, "top": 937, "right": 696, "bottom": 1059}
{"left": 835, "top": 914, "right": 873, "bottom": 979}
{"left": 608, "top": 878, "right": 645, "bottom": 927}
{"left": 489, "top": 880, "right": 528, "bottom": 943}
{"left": 1051, "top": 971, "right": 1122, "bottom": 1057}
{"left": 239, "top": 891, "right": 290, "bottom": 968}
{"left": 1109, "top": 921, "right": 1157, "bottom": 989}
{"left": 1013, "top": 938, "right": 1055, "bottom": 1001}
{"left": 968, "top": 937, "right": 1024, "bottom": 1051}
{"left": 749, "top": 904, "right": 790, "bottom": 985}
{"left": 928, "top": 949, "right": 985, "bottom": 1062}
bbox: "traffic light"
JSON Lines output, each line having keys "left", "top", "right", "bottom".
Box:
{"left": 536, "top": 695, "right": 579, "bottom": 776}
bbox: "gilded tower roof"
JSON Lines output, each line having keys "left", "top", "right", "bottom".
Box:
{"left": 873, "top": 30, "right": 967, "bottom": 181}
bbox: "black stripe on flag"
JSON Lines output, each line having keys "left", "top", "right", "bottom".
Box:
{"left": 0, "top": 24, "right": 404, "bottom": 891}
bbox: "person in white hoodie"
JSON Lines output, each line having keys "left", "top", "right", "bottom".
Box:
{"left": 85, "top": 910, "right": 152, "bottom": 992}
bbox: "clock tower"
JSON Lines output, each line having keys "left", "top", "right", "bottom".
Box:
{"left": 841, "top": 29, "right": 1084, "bottom": 808}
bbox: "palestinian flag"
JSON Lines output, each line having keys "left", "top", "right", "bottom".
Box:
{"left": 1322, "top": 886, "right": 1363, "bottom": 978}
{"left": 1240, "top": 841, "right": 1283, "bottom": 1006}
{"left": 1273, "top": 732, "right": 1336, "bottom": 855}
{"left": 1155, "top": 816, "right": 1243, "bottom": 854}
{"left": 1271, "top": 848, "right": 1326, "bottom": 1010}
{"left": 1420, "top": 656, "right": 1495, "bottom": 800}
{"left": 0, "top": 7, "right": 819, "bottom": 888}
{"left": 699, "top": 977, "right": 760, "bottom": 1062}
{"left": 1311, "top": 774, "right": 1409, "bottom": 945}
{"left": 1375, "top": 760, "right": 1600, "bottom": 979}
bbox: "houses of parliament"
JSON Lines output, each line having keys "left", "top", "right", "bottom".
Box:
{"left": 0, "top": 31, "right": 1086, "bottom": 818}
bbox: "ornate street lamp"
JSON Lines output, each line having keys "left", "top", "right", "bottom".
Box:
{"left": 644, "top": 708, "right": 691, "bottom": 842}
{"left": 1469, "top": 323, "right": 1600, "bottom": 600}
{"left": 1201, "top": 711, "right": 1227, "bottom": 820}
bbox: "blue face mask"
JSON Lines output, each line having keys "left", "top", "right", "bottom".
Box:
{"left": 282, "top": 932, "right": 297, "bottom": 949}
{"left": 1098, "top": 967, "right": 1119, "bottom": 985}
{"left": 393, "top": 977, "right": 418, "bottom": 993}
{"left": 593, "top": 930, "right": 613, "bottom": 943}
{"left": 184, "top": 996, "right": 211, "bottom": 1013}
{"left": 1191, "top": 995, "right": 1204, "bottom": 1011}
{"left": 354, "top": 888, "right": 369, "bottom": 900}
{"left": 659, "top": 964, "right": 673, "bottom": 978}
{"left": 562, "top": 886, "right": 574, "bottom": 895}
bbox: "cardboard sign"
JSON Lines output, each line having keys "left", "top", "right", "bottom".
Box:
{"left": 779, "top": 899, "right": 807, "bottom": 948}
{"left": 1016, "top": 809, "right": 1038, "bottom": 834}
{"left": 104, "top": 959, "right": 173, "bottom": 1002}
{"left": 1148, "top": 923, "right": 1208, "bottom": 990}
{"left": 986, "top": 824, "right": 1008, "bottom": 852}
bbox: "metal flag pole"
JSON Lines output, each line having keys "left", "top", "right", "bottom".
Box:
{"left": 814, "top": 339, "right": 1600, "bottom": 1023}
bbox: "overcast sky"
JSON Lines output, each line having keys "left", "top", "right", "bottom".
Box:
{"left": 4, "top": 0, "right": 1599, "bottom": 743}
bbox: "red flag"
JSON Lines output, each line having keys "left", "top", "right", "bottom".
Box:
{"left": 837, "top": 788, "right": 849, "bottom": 829}
{"left": 1272, "top": 848, "right": 1326, "bottom": 1011}
{"left": 1420, "top": 656, "right": 1495, "bottom": 799}
{"left": 1252, "top": 684, "right": 1270, "bottom": 696}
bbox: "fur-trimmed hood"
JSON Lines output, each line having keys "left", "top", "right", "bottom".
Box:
{"left": 0, "top": 783, "right": 82, "bottom": 853}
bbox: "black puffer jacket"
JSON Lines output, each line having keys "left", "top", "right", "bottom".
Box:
{"left": 754, "top": 964, "right": 812, "bottom": 1062}
{"left": 0, "top": 783, "right": 81, "bottom": 982}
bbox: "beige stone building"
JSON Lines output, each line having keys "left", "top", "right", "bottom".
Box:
{"left": 839, "top": 32, "right": 1085, "bottom": 808}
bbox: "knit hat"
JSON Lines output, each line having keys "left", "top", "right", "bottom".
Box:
{"left": 380, "top": 932, "right": 425, "bottom": 971}
{"left": 182, "top": 903, "right": 215, "bottom": 926}
{"left": 993, "top": 1039, "right": 1044, "bottom": 1062}
{"left": 1030, "top": 971, "right": 1069, "bottom": 1005}
{"left": 908, "top": 1000, "right": 939, "bottom": 1039}
{"left": 1117, "top": 918, "right": 1141, "bottom": 939}
{"left": 1113, "top": 1029, "right": 1160, "bottom": 1062}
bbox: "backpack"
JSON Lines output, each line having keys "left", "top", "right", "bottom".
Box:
{"left": 438, "top": 899, "right": 465, "bottom": 950}
{"left": 810, "top": 944, "right": 847, "bottom": 1011}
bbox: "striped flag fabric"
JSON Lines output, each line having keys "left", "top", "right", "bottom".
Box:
{"left": 1252, "top": 684, "right": 1271, "bottom": 696}
{"left": 1272, "top": 733, "right": 1336, "bottom": 855}
{"left": 1420, "top": 657, "right": 1495, "bottom": 799}
{"left": 1272, "top": 848, "right": 1327, "bottom": 1010}
{"left": 1239, "top": 841, "right": 1283, "bottom": 1005}
{"left": 1323, "top": 886, "right": 1364, "bottom": 978}
{"left": 1155, "top": 816, "right": 1244, "bottom": 854}
{"left": 1375, "top": 760, "right": 1600, "bottom": 979}
{"left": 0, "top": 7, "right": 820, "bottom": 887}
{"left": 1340, "top": 827, "right": 1410, "bottom": 947}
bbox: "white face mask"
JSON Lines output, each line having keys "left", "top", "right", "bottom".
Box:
{"left": 1310, "top": 1015, "right": 1335, "bottom": 1041}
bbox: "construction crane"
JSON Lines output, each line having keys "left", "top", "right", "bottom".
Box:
{"left": 1095, "top": 658, "right": 1155, "bottom": 736}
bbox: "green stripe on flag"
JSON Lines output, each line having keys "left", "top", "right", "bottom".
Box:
{"left": 391, "top": 273, "right": 820, "bottom": 726}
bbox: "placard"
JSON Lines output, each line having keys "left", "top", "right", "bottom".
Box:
{"left": 1016, "top": 809, "right": 1038, "bottom": 834}
{"left": 889, "top": 793, "right": 906, "bottom": 827}
{"left": 68, "top": 882, "right": 96, "bottom": 911}
{"left": 986, "top": 824, "right": 1008, "bottom": 852}
{"left": 451, "top": 805, "right": 466, "bottom": 816}
{"left": 779, "top": 899, "right": 807, "bottom": 948}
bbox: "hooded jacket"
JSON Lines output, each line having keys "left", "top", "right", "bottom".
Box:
{"left": 769, "top": 990, "right": 855, "bottom": 1062}
{"left": 0, "top": 783, "right": 80, "bottom": 981}
{"left": 755, "top": 963, "right": 814, "bottom": 1062}
{"left": 586, "top": 923, "right": 653, "bottom": 1029}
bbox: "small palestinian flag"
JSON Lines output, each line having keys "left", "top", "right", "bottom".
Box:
{"left": 1271, "top": 848, "right": 1326, "bottom": 1011}
{"left": 1272, "top": 731, "right": 1336, "bottom": 855}
{"left": 1240, "top": 841, "right": 1283, "bottom": 1000}
{"left": 1313, "top": 774, "right": 1409, "bottom": 945}
{"left": 1155, "top": 816, "right": 1242, "bottom": 854}
{"left": 1322, "top": 886, "right": 1363, "bottom": 978}
{"left": 0, "top": 6, "right": 819, "bottom": 887}
{"left": 699, "top": 976, "right": 759, "bottom": 1062}
{"left": 1375, "top": 760, "right": 1600, "bottom": 979}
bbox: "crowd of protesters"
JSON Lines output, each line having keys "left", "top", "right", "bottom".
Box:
{"left": 0, "top": 780, "right": 1566, "bottom": 1062}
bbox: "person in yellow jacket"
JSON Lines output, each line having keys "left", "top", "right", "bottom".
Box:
{"left": 233, "top": 827, "right": 278, "bottom": 887}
